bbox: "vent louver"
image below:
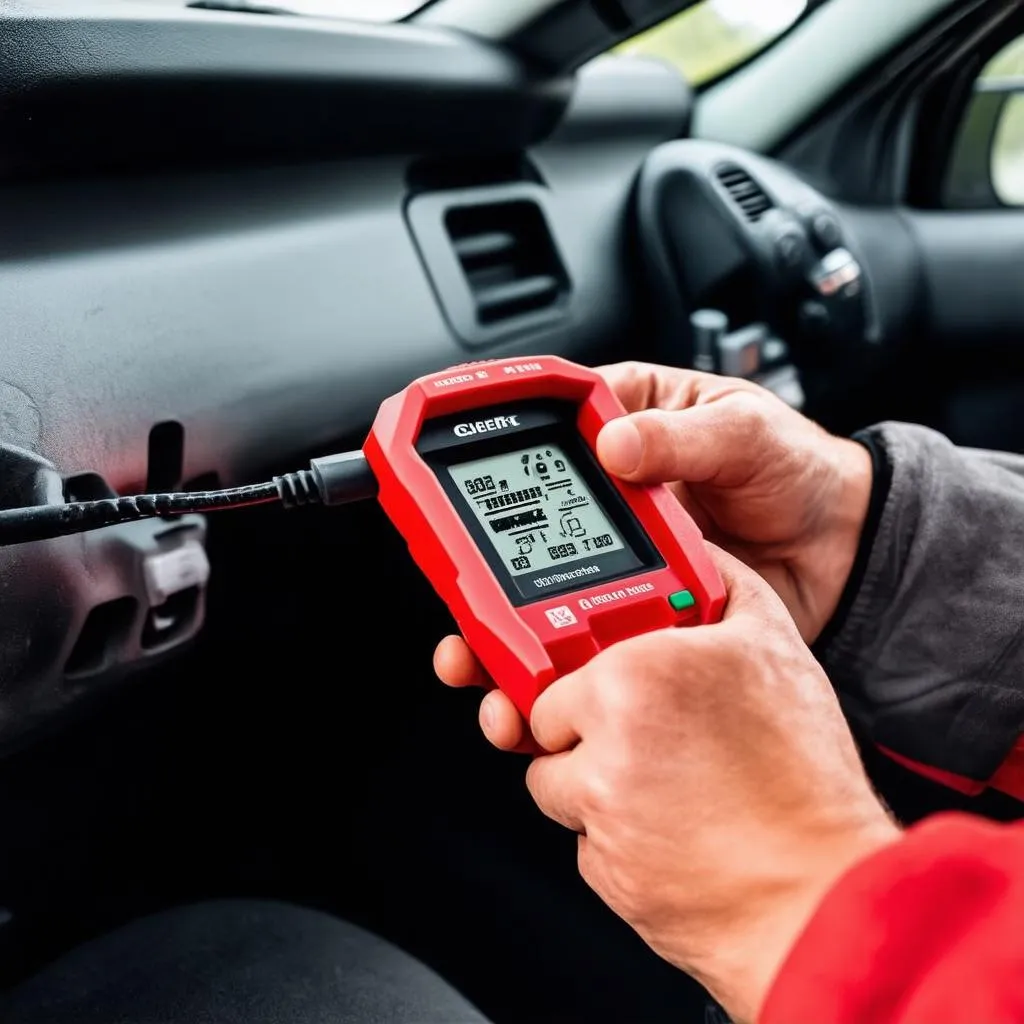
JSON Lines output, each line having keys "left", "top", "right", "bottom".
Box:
{"left": 445, "top": 201, "right": 568, "bottom": 326}
{"left": 715, "top": 164, "right": 773, "bottom": 223}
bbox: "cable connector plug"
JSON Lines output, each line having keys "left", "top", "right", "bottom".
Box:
{"left": 309, "top": 452, "right": 377, "bottom": 507}
{"left": 273, "top": 453, "right": 377, "bottom": 509}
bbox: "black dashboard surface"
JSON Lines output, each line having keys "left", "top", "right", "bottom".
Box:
{"left": 0, "top": 5, "right": 691, "bottom": 493}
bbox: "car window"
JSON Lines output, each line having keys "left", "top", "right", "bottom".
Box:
{"left": 944, "top": 35, "right": 1024, "bottom": 208}
{"left": 985, "top": 38, "right": 1024, "bottom": 206}
{"left": 614, "top": 0, "right": 807, "bottom": 87}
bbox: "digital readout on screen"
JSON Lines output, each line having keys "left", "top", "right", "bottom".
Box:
{"left": 447, "top": 444, "right": 626, "bottom": 578}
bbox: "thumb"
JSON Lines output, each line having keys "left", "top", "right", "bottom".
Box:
{"left": 596, "top": 399, "right": 763, "bottom": 487}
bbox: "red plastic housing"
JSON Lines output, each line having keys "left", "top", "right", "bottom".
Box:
{"left": 364, "top": 356, "right": 726, "bottom": 719}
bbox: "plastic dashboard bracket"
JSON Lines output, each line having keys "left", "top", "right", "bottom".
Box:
{"left": 0, "top": 444, "right": 209, "bottom": 752}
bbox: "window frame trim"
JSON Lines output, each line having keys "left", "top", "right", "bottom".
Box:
{"left": 908, "top": 4, "right": 1024, "bottom": 209}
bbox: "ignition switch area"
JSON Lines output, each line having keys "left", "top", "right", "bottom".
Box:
{"left": 0, "top": 442, "right": 209, "bottom": 753}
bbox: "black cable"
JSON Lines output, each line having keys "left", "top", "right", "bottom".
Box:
{"left": 0, "top": 451, "right": 378, "bottom": 547}
{"left": 0, "top": 482, "right": 282, "bottom": 547}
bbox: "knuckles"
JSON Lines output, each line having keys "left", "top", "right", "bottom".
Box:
{"left": 586, "top": 638, "right": 679, "bottom": 721}
{"left": 585, "top": 621, "right": 799, "bottom": 733}
{"left": 723, "top": 389, "right": 780, "bottom": 452}
{"left": 577, "top": 761, "right": 622, "bottom": 822}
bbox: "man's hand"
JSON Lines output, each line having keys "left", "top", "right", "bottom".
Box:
{"left": 451, "top": 550, "right": 900, "bottom": 1024}
{"left": 434, "top": 360, "right": 874, "bottom": 751}
{"left": 595, "top": 362, "right": 872, "bottom": 644}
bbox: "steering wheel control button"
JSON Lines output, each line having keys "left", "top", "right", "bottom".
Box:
{"left": 811, "top": 212, "right": 843, "bottom": 251}
{"left": 808, "top": 248, "right": 862, "bottom": 297}
{"left": 761, "top": 337, "right": 790, "bottom": 366}
{"left": 690, "top": 309, "right": 728, "bottom": 372}
{"left": 669, "top": 590, "right": 696, "bottom": 612}
{"left": 718, "top": 323, "right": 765, "bottom": 378}
{"left": 774, "top": 230, "right": 808, "bottom": 270}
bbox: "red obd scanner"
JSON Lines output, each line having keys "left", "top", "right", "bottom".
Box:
{"left": 365, "top": 357, "right": 725, "bottom": 720}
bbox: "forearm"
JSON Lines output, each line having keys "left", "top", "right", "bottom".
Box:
{"left": 816, "top": 423, "right": 1024, "bottom": 788}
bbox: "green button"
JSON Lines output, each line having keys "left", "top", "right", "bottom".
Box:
{"left": 668, "top": 590, "right": 696, "bottom": 612}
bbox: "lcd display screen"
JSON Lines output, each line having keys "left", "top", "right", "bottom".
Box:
{"left": 447, "top": 443, "right": 627, "bottom": 579}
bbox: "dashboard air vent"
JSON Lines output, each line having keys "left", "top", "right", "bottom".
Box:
{"left": 445, "top": 201, "right": 568, "bottom": 326}
{"left": 715, "top": 164, "right": 773, "bottom": 223}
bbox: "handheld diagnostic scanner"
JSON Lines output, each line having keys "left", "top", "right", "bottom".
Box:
{"left": 364, "top": 357, "right": 726, "bottom": 719}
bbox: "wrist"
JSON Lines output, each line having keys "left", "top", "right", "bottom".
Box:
{"left": 701, "top": 814, "right": 901, "bottom": 1024}
{"left": 801, "top": 437, "right": 875, "bottom": 645}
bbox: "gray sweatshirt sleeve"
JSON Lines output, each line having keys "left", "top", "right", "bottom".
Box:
{"left": 817, "top": 422, "right": 1024, "bottom": 782}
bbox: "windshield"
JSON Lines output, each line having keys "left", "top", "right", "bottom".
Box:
{"left": 133, "top": 0, "right": 806, "bottom": 69}
{"left": 132, "top": 0, "right": 424, "bottom": 19}
{"left": 616, "top": 0, "right": 808, "bottom": 87}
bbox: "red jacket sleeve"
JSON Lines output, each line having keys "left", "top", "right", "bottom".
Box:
{"left": 760, "top": 813, "right": 1024, "bottom": 1024}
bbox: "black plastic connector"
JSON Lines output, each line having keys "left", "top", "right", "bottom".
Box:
{"left": 311, "top": 452, "right": 379, "bottom": 507}
{"left": 274, "top": 452, "right": 378, "bottom": 508}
